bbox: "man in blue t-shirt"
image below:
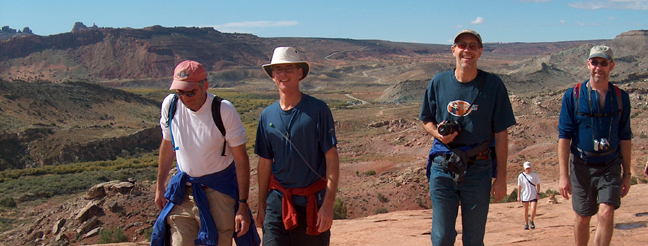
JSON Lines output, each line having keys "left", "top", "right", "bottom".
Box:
{"left": 558, "top": 45, "right": 632, "bottom": 246}
{"left": 419, "top": 29, "right": 516, "bottom": 246}
{"left": 255, "top": 47, "right": 339, "bottom": 246}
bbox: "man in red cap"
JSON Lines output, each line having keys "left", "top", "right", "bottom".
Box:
{"left": 151, "top": 60, "right": 259, "bottom": 246}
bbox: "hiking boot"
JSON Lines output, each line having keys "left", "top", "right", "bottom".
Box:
{"left": 524, "top": 224, "right": 529, "bottom": 230}
{"left": 530, "top": 221, "right": 535, "bottom": 229}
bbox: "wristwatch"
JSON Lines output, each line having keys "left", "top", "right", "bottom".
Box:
{"left": 239, "top": 199, "right": 248, "bottom": 204}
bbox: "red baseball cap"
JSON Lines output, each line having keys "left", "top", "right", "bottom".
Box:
{"left": 169, "top": 60, "right": 207, "bottom": 90}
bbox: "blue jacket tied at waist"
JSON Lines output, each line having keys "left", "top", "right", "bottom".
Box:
{"left": 150, "top": 163, "right": 260, "bottom": 246}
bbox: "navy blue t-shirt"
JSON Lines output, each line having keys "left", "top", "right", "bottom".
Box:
{"left": 558, "top": 81, "right": 632, "bottom": 164}
{"left": 419, "top": 70, "right": 516, "bottom": 146}
{"left": 255, "top": 94, "right": 337, "bottom": 206}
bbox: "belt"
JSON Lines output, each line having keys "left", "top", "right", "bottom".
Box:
{"left": 572, "top": 154, "right": 620, "bottom": 167}
{"left": 473, "top": 149, "right": 491, "bottom": 161}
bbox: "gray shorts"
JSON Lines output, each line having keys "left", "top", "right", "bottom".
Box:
{"left": 570, "top": 156, "right": 622, "bottom": 217}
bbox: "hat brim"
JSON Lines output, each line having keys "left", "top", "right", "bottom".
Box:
{"left": 588, "top": 54, "right": 612, "bottom": 62}
{"left": 169, "top": 80, "right": 202, "bottom": 91}
{"left": 262, "top": 62, "right": 310, "bottom": 81}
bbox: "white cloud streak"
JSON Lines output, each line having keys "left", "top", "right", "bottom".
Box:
{"left": 471, "top": 17, "right": 485, "bottom": 24}
{"left": 568, "top": 0, "right": 648, "bottom": 10}
{"left": 204, "top": 21, "right": 298, "bottom": 33}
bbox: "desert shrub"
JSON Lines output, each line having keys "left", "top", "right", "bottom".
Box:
{"left": 98, "top": 227, "right": 127, "bottom": 244}
{"left": 143, "top": 226, "right": 153, "bottom": 242}
{"left": 375, "top": 208, "right": 388, "bottom": 214}
{"left": 333, "top": 198, "right": 347, "bottom": 220}
{"left": 364, "top": 170, "right": 376, "bottom": 176}
{"left": 0, "top": 197, "right": 16, "bottom": 208}
{"left": 377, "top": 192, "right": 388, "bottom": 203}
{"left": 630, "top": 176, "right": 638, "bottom": 185}
{"left": 416, "top": 197, "right": 427, "bottom": 209}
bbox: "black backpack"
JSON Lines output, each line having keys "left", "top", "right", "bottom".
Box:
{"left": 167, "top": 94, "right": 227, "bottom": 156}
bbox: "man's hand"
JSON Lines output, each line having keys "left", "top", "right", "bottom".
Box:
{"left": 316, "top": 202, "right": 334, "bottom": 233}
{"left": 154, "top": 188, "right": 167, "bottom": 210}
{"left": 620, "top": 176, "right": 632, "bottom": 198}
{"left": 490, "top": 178, "right": 507, "bottom": 202}
{"left": 255, "top": 205, "right": 265, "bottom": 228}
{"left": 235, "top": 203, "right": 251, "bottom": 237}
{"left": 558, "top": 175, "right": 571, "bottom": 200}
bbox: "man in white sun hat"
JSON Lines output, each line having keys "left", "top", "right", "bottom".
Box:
{"left": 518, "top": 161, "right": 541, "bottom": 230}
{"left": 255, "top": 47, "right": 339, "bottom": 246}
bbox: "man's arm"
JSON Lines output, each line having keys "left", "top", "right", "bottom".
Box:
{"left": 317, "top": 147, "right": 340, "bottom": 233}
{"left": 255, "top": 157, "right": 273, "bottom": 227}
{"left": 558, "top": 138, "right": 572, "bottom": 199}
{"left": 230, "top": 144, "right": 251, "bottom": 236}
{"left": 155, "top": 139, "right": 175, "bottom": 210}
{"left": 491, "top": 130, "right": 508, "bottom": 202}
{"left": 421, "top": 120, "right": 458, "bottom": 144}
{"left": 620, "top": 139, "right": 632, "bottom": 198}
{"left": 518, "top": 184, "right": 522, "bottom": 203}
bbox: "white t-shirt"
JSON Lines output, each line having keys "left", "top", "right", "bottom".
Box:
{"left": 517, "top": 171, "right": 541, "bottom": 201}
{"left": 160, "top": 92, "right": 246, "bottom": 177}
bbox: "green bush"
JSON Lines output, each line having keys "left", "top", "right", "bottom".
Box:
{"left": 375, "top": 208, "right": 388, "bottom": 214}
{"left": 333, "top": 198, "right": 347, "bottom": 220}
{"left": 416, "top": 197, "right": 427, "bottom": 209}
{"left": 0, "top": 197, "right": 16, "bottom": 208}
{"left": 98, "top": 227, "right": 127, "bottom": 244}
{"left": 377, "top": 193, "right": 388, "bottom": 203}
{"left": 364, "top": 170, "right": 376, "bottom": 176}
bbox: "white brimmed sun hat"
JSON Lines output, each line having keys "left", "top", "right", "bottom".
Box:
{"left": 262, "top": 47, "right": 310, "bottom": 80}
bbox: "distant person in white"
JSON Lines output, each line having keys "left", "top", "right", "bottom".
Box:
{"left": 518, "top": 161, "right": 541, "bottom": 230}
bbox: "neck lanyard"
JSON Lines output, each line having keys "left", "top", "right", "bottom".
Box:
{"left": 586, "top": 82, "right": 613, "bottom": 141}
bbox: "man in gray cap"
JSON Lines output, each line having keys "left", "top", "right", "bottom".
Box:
{"left": 558, "top": 45, "right": 632, "bottom": 246}
{"left": 255, "top": 47, "right": 339, "bottom": 246}
{"left": 419, "top": 29, "right": 516, "bottom": 245}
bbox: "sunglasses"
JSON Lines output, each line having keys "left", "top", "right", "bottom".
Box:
{"left": 176, "top": 89, "right": 198, "bottom": 97}
{"left": 454, "top": 42, "right": 481, "bottom": 51}
{"left": 272, "top": 66, "right": 298, "bottom": 74}
{"left": 589, "top": 60, "right": 609, "bottom": 67}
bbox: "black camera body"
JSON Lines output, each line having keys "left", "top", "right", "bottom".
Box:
{"left": 438, "top": 120, "right": 462, "bottom": 136}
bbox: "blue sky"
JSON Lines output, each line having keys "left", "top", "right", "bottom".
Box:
{"left": 1, "top": 0, "right": 646, "bottom": 44}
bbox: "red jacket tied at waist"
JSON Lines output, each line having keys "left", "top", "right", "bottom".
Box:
{"left": 269, "top": 175, "right": 327, "bottom": 235}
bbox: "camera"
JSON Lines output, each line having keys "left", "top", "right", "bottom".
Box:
{"left": 438, "top": 120, "right": 462, "bottom": 136}
{"left": 593, "top": 138, "right": 610, "bottom": 152}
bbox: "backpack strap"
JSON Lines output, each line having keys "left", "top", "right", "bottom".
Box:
{"left": 573, "top": 82, "right": 623, "bottom": 118}
{"left": 167, "top": 94, "right": 228, "bottom": 156}
{"left": 211, "top": 96, "right": 227, "bottom": 156}
{"left": 168, "top": 95, "right": 180, "bottom": 151}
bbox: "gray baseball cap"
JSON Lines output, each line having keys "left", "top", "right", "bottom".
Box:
{"left": 454, "top": 29, "right": 483, "bottom": 47}
{"left": 589, "top": 45, "right": 613, "bottom": 62}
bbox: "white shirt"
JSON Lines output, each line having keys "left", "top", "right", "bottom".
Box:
{"left": 517, "top": 171, "right": 541, "bottom": 201}
{"left": 160, "top": 92, "right": 246, "bottom": 177}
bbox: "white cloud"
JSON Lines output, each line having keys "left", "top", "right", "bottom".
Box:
{"left": 520, "top": 0, "right": 551, "bottom": 2}
{"left": 471, "top": 17, "right": 485, "bottom": 24}
{"left": 568, "top": 0, "right": 648, "bottom": 10}
{"left": 559, "top": 20, "right": 566, "bottom": 24}
{"left": 205, "top": 20, "right": 298, "bottom": 33}
{"left": 455, "top": 25, "right": 464, "bottom": 29}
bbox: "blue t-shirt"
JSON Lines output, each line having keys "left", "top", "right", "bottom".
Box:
{"left": 419, "top": 70, "right": 516, "bottom": 146}
{"left": 558, "top": 81, "right": 632, "bottom": 164}
{"left": 255, "top": 94, "right": 337, "bottom": 206}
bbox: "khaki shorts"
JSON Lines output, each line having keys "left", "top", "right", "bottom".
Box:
{"left": 167, "top": 186, "right": 235, "bottom": 246}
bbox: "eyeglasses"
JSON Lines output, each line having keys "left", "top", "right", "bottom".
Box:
{"left": 176, "top": 89, "right": 197, "bottom": 97}
{"left": 454, "top": 42, "right": 480, "bottom": 51}
{"left": 590, "top": 60, "right": 609, "bottom": 67}
{"left": 272, "top": 66, "right": 298, "bottom": 74}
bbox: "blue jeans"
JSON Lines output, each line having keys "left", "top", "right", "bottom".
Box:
{"left": 429, "top": 155, "right": 492, "bottom": 246}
